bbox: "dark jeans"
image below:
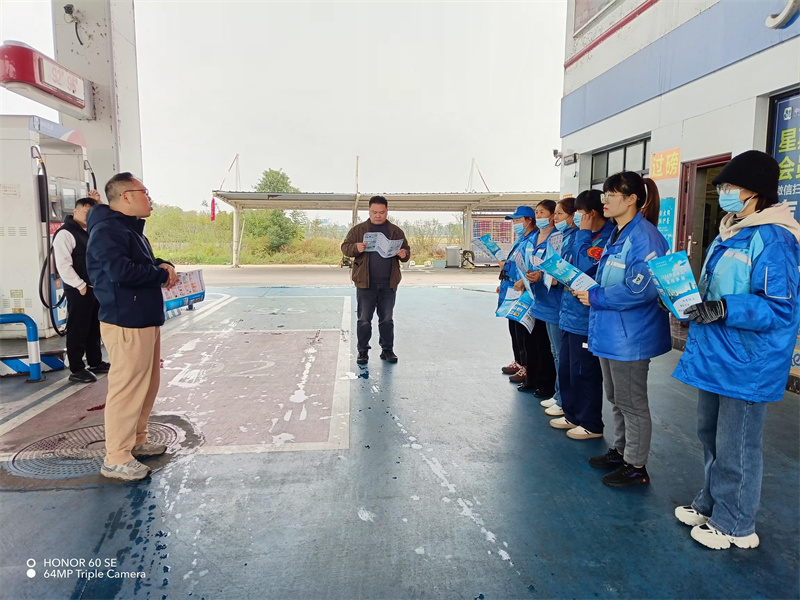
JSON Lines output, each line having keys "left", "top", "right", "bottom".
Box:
{"left": 510, "top": 320, "right": 527, "bottom": 365}
{"left": 523, "top": 318, "right": 556, "bottom": 395}
{"left": 356, "top": 283, "right": 396, "bottom": 352}
{"left": 559, "top": 331, "right": 604, "bottom": 433}
{"left": 65, "top": 286, "right": 102, "bottom": 373}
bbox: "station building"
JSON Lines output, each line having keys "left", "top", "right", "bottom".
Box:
{"left": 557, "top": 0, "right": 800, "bottom": 382}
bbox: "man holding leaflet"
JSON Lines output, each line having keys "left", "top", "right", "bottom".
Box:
{"left": 341, "top": 196, "right": 411, "bottom": 365}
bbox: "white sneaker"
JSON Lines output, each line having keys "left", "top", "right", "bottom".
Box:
{"left": 539, "top": 398, "right": 557, "bottom": 408}
{"left": 133, "top": 442, "right": 168, "bottom": 457}
{"left": 674, "top": 505, "right": 709, "bottom": 527}
{"left": 690, "top": 523, "right": 760, "bottom": 550}
{"left": 544, "top": 404, "right": 565, "bottom": 416}
{"left": 549, "top": 417, "right": 577, "bottom": 430}
{"left": 100, "top": 459, "right": 151, "bottom": 481}
{"left": 566, "top": 426, "right": 603, "bottom": 440}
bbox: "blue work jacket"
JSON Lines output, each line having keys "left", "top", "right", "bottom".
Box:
{"left": 86, "top": 204, "right": 171, "bottom": 328}
{"left": 673, "top": 224, "right": 800, "bottom": 402}
{"left": 498, "top": 230, "right": 536, "bottom": 307}
{"left": 587, "top": 212, "right": 671, "bottom": 361}
{"left": 559, "top": 221, "right": 616, "bottom": 336}
{"left": 530, "top": 227, "right": 572, "bottom": 325}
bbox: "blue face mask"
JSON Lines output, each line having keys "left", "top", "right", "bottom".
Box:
{"left": 536, "top": 218, "right": 551, "bottom": 230}
{"left": 554, "top": 220, "right": 569, "bottom": 232}
{"left": 513, "top": 223, "right": 525, "bottom": 236}
{"left": 718, "top": 189, "right": 745, "bottom": 213}
{"left": 573, "top": 212, "right": 583, "bottom": 227}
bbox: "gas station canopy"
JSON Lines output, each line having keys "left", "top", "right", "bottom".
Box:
{"left": 212, "top": 191, "right": 558, "bottom": 214}
{"left": 212, "top": 190, "right": 560, "bottom": 267}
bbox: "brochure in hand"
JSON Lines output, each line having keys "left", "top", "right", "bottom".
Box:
{"left": 496, "top": 288, "right": 535, "bottom": 333}
{"left": 646, "top": 251, "right": 701, "bottom": 321}
{"left": 473, "top": 234, "right": 505, "bottom": 261}
{"left": 537, "top": 250, "right": 598, "bottom": 291}
{"left": 163, "top": 269, "right": 206, "bottom": 311}
{"left": 363, "top": 232, "right": 404, "bottom": 258}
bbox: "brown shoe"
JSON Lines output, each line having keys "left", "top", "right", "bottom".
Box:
{"left": 501, "top": 361, "right": 521, "bottom": 375}
{"left": 508, "top": 366, "right": 527, "bottom": 383}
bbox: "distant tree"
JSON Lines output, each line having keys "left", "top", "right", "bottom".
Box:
{"left": 254, "top": 168, "right": 301, "bottom": 193}
{"left": 246, "top": 168, "right": 304, "bottom": 252}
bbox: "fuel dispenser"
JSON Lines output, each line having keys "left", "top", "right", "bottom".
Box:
{"left": 0, "top": 115, "right": 95, "bottom": 340}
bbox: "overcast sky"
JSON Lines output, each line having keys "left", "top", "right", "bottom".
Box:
{"left": 1, "top": 1, "right": 567, "bottom": 223}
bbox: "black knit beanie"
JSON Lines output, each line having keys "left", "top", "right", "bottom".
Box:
{"left": 711, "top": 150, "right": 779, "bottom": 203}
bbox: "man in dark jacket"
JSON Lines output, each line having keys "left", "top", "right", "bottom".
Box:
{"left": 341, "top": 196, "right": 411, "bottom": 365}
{"left": 86, "top": 173, "right": 178, "bottom": 481}
{"left": 52, "top": 192, "right": 110, "bottom": 384}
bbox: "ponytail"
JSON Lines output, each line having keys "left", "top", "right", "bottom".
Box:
{"left": 603, "top": 171, "right": 660, "bottom": 226}
{"left": 640, "top": 177, "right": 660, "bottom": 227}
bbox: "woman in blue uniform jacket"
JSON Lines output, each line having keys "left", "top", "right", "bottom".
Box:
{"left": 498, "top": 206, "right": 538, "bottom": 383}
{"left": 672, "top": 151, "right": 800, "bottom": 550}
{"left": 550, "top": 190, "right": 615, "bottom": 439}
{"left": 574, "top": 171, "right": 670, "bottom": 488}
{"left": 535, "top": 198, "right": 579, "bottom": 417}
{"left": 518, "top": 200, "right": 559, "bottom": 398}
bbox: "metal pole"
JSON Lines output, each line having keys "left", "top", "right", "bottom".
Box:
{"left": 352, "top": 156, "right": 360, "bottom": 226}
{"left": 232, "top": 206, "right": 240, "bottom": 268}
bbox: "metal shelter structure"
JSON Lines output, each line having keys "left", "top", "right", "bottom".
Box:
{"left": 212, "top": 191, "right": 558, "bottom": 267}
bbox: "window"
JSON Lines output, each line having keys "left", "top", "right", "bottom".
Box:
{"left": 591, "top": 137, "right": 650, "bottom": 187}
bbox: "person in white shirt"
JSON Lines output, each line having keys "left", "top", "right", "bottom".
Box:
{"left": 52, "top": 191, "right": 110, "bottom": 383}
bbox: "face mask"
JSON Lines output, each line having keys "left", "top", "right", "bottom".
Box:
{"left": 513, "top": 223, "right": 525, "bottom": 236}
{"left": 718, "top": 189, "right": 757, "bottom": 214}
{"left": 718, "top": 189, "right": 745, "bottom": 213}
{"left": 573, "top": 212, "right": 583, "bottom": 227}
{"left": 554, "top": 220, "right": 569, "bottom": 232}
{"left": 536, "top": 218, "right": 551, "bottom": 230}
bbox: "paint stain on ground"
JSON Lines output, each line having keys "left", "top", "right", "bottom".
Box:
{"left": 87, "top": 404, "right": 105, "bottom": 411}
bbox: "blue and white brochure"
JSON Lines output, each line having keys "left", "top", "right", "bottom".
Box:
{"left": 473, "top": 234, "right": 505, "bottom": 260}
{"left": 537, "top": 250, "right": 598, "bottom": 291}
{"left": 646, "top": 251, "right": 701, "bottom": 321}
{"left": 496, "top": 288, "right": 535, "bottom": 333}
{"left": 163, "top": 269, "right": 206, "bottom": 311}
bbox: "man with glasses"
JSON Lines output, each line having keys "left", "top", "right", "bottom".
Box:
{"left": 86, "top": 173, "right": 179, "bottom": 481}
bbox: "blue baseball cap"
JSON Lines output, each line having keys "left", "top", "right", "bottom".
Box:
{"left": 505, "top": 206, "right": 535, "bottom": 220}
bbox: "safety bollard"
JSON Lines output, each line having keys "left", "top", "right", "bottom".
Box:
{"left": 0, "top": 313, "right": 45, "bottom": 382}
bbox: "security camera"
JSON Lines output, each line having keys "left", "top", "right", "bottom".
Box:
{"left": 64, "top": 4, "right": 75, "bottom": 14}
{"left": 553, "top": 149, "right": 563, "bottom": 158}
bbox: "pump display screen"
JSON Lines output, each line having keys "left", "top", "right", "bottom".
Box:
{"left": 61, "top": 187, "right": 76, "bottom": 211}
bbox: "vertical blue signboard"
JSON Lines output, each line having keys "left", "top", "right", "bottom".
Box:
{"left": 772, "top": 92, "right": 800, "bottom": 221}
{"left": 657, "top": 196, "right": 676, "bottom": 252}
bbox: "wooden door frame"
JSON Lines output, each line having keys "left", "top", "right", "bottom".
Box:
{"left": 676, "top": 153, "right": 731, "bottom": 257}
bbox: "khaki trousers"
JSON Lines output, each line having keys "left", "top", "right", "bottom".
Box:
{"left": 100, "top": 323, "right": 161, "bottom": 465}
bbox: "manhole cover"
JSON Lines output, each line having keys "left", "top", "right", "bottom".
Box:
{"left": 7, "top": 423, "right": 182, "bottom": 480}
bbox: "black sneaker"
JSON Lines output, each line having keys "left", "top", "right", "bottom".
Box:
{"left": 602, "top": 463, "right": 649, "bottom": 487}
{"left": 356, "top": 351, "right": 369, "bottom": 365}
{"left": 380, "top": 349, "right": 398, "bottom": 363}
{"left": 89, "top": 361, "right": 111, "bottom": 374}
{"left": 69, "top": 369, "right": 98, "bottom": 384}
{"left": 588, "top": 447, "right": 624, "bottom": 469}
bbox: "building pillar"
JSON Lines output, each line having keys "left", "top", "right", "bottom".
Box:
{"left": 51, "top": 0, "right": 143, "bottom": 192}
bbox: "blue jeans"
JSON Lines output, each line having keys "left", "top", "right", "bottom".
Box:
{"left": 691, "top": 389, "right": 768, "bottom": 537}
{"left": 545, "top": 321, "right": 562, "bottom": 405}
{"left": 356, "top": 284, "right": 396, "bottom": 352}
